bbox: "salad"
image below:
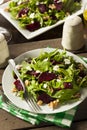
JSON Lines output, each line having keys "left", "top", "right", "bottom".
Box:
{"left": 12, "top": 49, "right": 87, "bottom": 109}
{"left": 6, "top": 0, "right": 81, "bottom": 31}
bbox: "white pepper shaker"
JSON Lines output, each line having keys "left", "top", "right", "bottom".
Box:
{"left": 61, "top": 16, "right": 84, "bottom": 51}
{"left": 0, "top": 33, "right": 10, "bottom": 68}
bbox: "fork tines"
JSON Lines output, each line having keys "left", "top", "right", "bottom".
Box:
{"left": 24, "top": 92, "right": 41, "bottom": 112}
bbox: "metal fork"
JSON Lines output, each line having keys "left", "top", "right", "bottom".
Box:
{"left": 8, "top": 59, "right": 41, "bottom": 113}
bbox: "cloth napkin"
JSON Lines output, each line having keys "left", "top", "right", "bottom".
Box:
{"left": 0, "top": 57, "right": 86, "bottom": 128}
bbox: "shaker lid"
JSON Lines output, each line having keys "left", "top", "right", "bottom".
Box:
{"left": 65, "top": 16, "right": 82, "bottom": 27}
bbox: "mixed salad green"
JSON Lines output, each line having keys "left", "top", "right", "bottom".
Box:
{"left": 12, "top": 49, "right": 87, "bottom": 109}
{"left": 7, "top": 0, "right": 81, "bottom": 31}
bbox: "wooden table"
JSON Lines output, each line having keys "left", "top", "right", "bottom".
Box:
{"left": 0, "top": 0, "right": 87, "bottom": 129}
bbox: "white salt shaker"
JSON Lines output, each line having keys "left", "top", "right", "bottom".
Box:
{"left": 61, "top": 16, "right": 84, "bottom": 51}
{"left": 0, "top": 33, "right": 10, "bottom": 68}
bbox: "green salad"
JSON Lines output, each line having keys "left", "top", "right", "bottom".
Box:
{"left": 6, "top": 0, "right": 81, "bottom": 31}
{"left": 12, "top": 49, "right": 87, "bottom": 109}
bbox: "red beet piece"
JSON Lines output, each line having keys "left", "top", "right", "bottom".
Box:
{"left": 26, "top": 21, "right": 40, "bottom": 31}
{"left": 38, "top": 4, "right": 47, "bottom": 13}
{"left": 38, "top": 91, "right": 55, "bottom": 103}
{"left": 14, "top": 80, "right": 23, "bottom": 91}
{"left": 38, "top": 72, "right": 57, "bottom": 83}
{"left": 18, "top": 8, "right": 29, "bottom": 17}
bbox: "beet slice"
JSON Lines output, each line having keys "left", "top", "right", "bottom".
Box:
{"left": 18, "top": 8, "right": 29, "bottom": 17}
{"left": 38, "top": 72, "right": 57, "bottom": 83}
{"left": 26, "top": 21, "right": 40, "bottom": 31}
{"left": 38, "top": 91, "right": 55, "bottom": 103}
{"left": 38, "top": 4, "right": 47, "bottom": 13}
{"left": 14, "top": 80, "right": 23, "bottom": 91}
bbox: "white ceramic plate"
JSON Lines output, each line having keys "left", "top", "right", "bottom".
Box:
{"left": 0, "top": 0, "right": 86, "bottom": 40}
{"left": 2, "top": 48, "right": 87, "bottom": 114}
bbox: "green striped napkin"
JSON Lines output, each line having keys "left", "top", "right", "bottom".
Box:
{"left": 0, "top": 95, "right": 77, "bottom": 127}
